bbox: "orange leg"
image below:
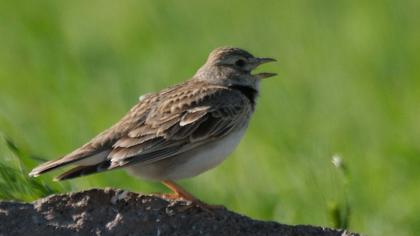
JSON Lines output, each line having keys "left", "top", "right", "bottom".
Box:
{"left": 160, "top": 180, "right": 225, "bottom": 211}
{"left": 161, "top": 180, "right": 199, "bottom": 201}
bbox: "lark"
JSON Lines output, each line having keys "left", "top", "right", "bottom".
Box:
{"left": 29, "top": 47, "right": 276, "bottom": 206}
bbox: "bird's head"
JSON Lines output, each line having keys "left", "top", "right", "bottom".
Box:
{"left": 194, "top": 47, "right": 277, "bottom": 89}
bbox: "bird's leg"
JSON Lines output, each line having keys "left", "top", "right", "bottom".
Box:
{"left": 160, "top": 180, "right": 199, "bottom": 201}
{"left": 160, "top": 180, "right": 225, "bottom": 211}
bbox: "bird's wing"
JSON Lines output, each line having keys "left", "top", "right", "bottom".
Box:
{"left": 30, "top": 81, "right": 252, "bottom": 180}
{"left": 107, "top": 83, "right": 252, "bottom": 168}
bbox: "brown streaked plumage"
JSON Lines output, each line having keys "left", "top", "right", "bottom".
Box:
{"left": 29, "top": 47, "right": 276, "bottom": 206}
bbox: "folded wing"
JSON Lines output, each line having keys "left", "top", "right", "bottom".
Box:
{"left": 29, "top": 81, "right": 252, "bottom": 180}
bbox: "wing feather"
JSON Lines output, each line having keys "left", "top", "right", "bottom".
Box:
{"left": 107, "top": 84, "right": 252, "bottom": 169}
{"left": 29, "top": 80, "right": 253, "bottom": 180}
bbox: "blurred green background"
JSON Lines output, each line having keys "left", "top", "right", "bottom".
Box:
{"left": 1, "top": 0, "right": 419, "bottom": 235}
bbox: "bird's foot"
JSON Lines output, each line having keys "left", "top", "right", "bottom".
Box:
{"left": 177, "top": 198, "right": 225, "bottom": 214}
{"left": 158, "top": 193, "right": 224, "bottom": 214}
{"left": 158, "top": 193, "right": 185, "bottom": 201}
{"left": 190, "top": 200, "right": 225, "bottom": 211}
{"left": 160, "top": 180, "right": 225, "bottom": 214}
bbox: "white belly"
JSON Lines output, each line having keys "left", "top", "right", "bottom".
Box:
{"left": 126, "top": 126, "right": 247, "bottom": 180}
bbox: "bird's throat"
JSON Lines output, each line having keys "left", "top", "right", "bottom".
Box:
{"left": 229, "top": 85, "right": 258, "bottom": 107}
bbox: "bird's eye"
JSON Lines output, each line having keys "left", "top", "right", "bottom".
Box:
{"left": 235, "top": 59, "right": 246, "bottom": 67}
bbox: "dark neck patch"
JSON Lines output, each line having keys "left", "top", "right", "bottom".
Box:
{"left": 229, "top": 85, "right": 258, "bottom": 107}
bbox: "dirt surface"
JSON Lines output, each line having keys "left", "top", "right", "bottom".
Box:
{"left": 0, "top": 188, "right": 359, "bottom": 236}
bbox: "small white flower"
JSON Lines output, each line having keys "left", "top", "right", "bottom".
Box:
{"left": 331, "top": 154, "right": 343, "bottom": 168}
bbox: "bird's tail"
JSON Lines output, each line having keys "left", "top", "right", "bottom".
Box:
{"left": 53, "top": 161, "right": 111, "bottom": 181}
{"left": 29, "top": 150, "right": 109, "bottom": 178}
{"left": 29, "top": 159, "right": 74, "bottom": 177}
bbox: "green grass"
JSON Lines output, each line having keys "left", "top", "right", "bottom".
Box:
{"left": 0, "top": 134, "right": 64, "bottom": 201}
{"left": 1, "top": 0, "right": 419, "bottom": 235}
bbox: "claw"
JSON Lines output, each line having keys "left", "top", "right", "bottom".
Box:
{"left": 160, "top": 180, "right": 225, "bottom": 214}
{"left": 174, "top": 199, "right": 225, "bottom": 215}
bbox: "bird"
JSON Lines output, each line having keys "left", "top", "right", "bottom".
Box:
{"left": 29, "top": 47, "right": 276, "bottom": 207}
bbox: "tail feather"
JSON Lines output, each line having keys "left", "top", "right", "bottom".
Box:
{"left": 29, "top": 159, "right": 73, "bottom": 177}
{"left": 54, "top": 161, "right": 111, "bottom": 181}
{"left": 29, "top": 150, "right": 109, "bottom": 177}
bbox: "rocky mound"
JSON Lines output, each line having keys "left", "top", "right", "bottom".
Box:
{"left": 0, "top": 188, "right": 359, "bottom": 236}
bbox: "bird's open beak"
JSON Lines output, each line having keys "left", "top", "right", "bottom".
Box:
{"left": 251, "top": 57, "right": 277, "bottom": 79}
{"left": 254, "top": 72, "right": 278, "bottom": 79}
{"left": 256, "top": 57, "right": 277, "bottom": 65}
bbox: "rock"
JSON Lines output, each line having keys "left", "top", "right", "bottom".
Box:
{"left": 0, "top": 188, "right": 359, "bottom": 236}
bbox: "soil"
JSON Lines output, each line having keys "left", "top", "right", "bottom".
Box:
{"left": 0, "top": 188, "right": 359, "bottom": 236}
